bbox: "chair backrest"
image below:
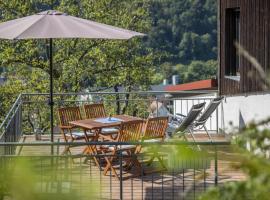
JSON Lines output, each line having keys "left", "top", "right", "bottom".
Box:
{"left": 176, "top": 102, "right": 206, "bottom": 132}
{"left": 84, "top": 103, "right": 106, "bottom": 119}
{"left": 195, "top": 97, "right": 224, "bottom": 127}
{"left": 143, "top": 117, "right": 169, "bottom": 141}
{"left": 118, "top": 120, "right": 144, "bottom": 142}
{"left": 58, "top": 106, "right": 82, "bottom": 126}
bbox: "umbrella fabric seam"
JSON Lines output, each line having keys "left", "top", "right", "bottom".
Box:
{"left": 15, "top": 15, "right": 45, "bottom": 40}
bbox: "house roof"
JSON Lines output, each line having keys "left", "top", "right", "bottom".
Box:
{"left": 165, "top": 79, "right": 217, "bottom": 92}
{"left": 150, "top": 84, "right": 165, "bottom": 92}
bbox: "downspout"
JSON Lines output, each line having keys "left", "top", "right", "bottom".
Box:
{"left": 217, "top": 0, "right": 221, "bottom": 96}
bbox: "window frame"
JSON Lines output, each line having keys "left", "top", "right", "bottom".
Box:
{"left": 225, "top": 8, "right": 241, "bottom": 79}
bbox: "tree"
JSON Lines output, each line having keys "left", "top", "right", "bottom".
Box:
{"left": 145, "top": 0, "right": 217, "bottom": 64}
{"left": 0, "top": 0, "right": 156, "bottom": 131}
{"left": 184, "top": 60, "right": 217, "bottom": 82}
{"left": 157, "top": 60, "right": 217, "bottom": 84}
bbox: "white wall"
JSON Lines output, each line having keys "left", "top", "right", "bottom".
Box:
{"left": 219, "top": 93, "right": 270, "bottom": 132}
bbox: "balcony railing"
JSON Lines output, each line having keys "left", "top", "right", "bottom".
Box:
{"left": 0, "top": 94, "right": 22, "bottom": 154}
{"left": 0, "top": 91, "right": 243, "bottom": 200}
{"left": 0, "top": 91, "right": 222, "bottom": 147}
{"left": 0, "top": 141, "right": 236, "bottom": 200}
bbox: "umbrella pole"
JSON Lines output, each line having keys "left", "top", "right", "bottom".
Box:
{"left": 49, "top": 38, "right": 54, "bottom": 142}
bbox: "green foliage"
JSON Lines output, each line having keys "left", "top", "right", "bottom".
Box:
{"left": 146, "top": 0, "right": 218, "bottom": 85}
{"left": 146, "top": 0, "right": 217, "bottom": 64}
{"left": 183, "top": 60, "right": 217, "bottom": 82}
{"left": 0, "top": 0, "right": 156, "bottom": 127}
{"left": 154, "top": 60, "right": 217, "bottom": 84}
{"left": 199, "top": 119, "right": 270, "bottom": 200}
{"left": 0, "top": 157, "right": 98, "bottom": 200}
{"left": 0, "top": 79, "right": 25, "bottom": 122}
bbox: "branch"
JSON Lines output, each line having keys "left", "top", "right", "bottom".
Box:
{"left": 1, "top": 2, "right": 20, "bottom": 17}
{"left": 235, "top": 42, "right": 270, "bottom": 89}
{"left": 7, "top": 59, "right": 48, "bottom": 74}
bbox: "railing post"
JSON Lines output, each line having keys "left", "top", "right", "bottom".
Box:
{"left": 155, "top": 97, "right": 158, "bottom": 117}
{"left": 216, "top": 104, "right": 219, "bottom": 134}
{"left": 214, "top": 145, "right": 218, "bottom": 186}
{"left": 120, "top": 151, "right": 123, "bottom": 200}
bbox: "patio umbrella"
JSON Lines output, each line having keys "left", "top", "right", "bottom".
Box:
{"left": 0, "top": 10, "right": 145, "bottom": 141}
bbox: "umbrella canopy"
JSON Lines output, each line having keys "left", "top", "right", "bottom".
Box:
{"left": 0, "top": 10, "right": 145, "bottom": 142}
{"left": 0, "top": 10, "right": 145, "bottom": 39}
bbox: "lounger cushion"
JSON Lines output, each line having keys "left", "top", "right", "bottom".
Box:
{"left": 143, "top": 139, "right": 162, "bottom": 143}
{"left": 102, "top": 145, "right": 136, "bottom": 150}
{"left": 66, "top": 131, "right": 94, "bottom": 138}
{"left": 117, "top": 145, "right": 136, "bottom": 150}
{"left": 101, "top": 127, "right": 119, "bottom": 134}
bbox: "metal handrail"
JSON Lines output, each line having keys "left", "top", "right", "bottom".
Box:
{"left": 21, "top": 90, "right": 218, "bottom": 96}
{"left": 0, "top": 91, "right": 222, "bottom": 146}
{"left": 0, "top": 141, "right": 230, "bottom": 146}
{"left": 0, "top": 94, "right": 22, "bottom": 133}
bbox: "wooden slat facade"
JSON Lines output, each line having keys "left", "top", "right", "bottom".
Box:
{"left": 219, "top": 0, "right": 270, "bottom": 95}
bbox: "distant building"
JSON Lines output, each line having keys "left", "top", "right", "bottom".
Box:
{"left": 165, "top": 79, "right": 218, "bottom": 97}
{"left": 218, "top": 0, "right": 270, "bottom": 131}
{"left": 163, "top": 79, "right": 219, "bottom": 132}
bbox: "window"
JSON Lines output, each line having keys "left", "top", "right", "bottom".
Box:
{"left": 225, "top": 8, "right": 240, "bottom": 77}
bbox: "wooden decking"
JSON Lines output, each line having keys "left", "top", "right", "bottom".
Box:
{"left": 15, "top": 134, "right": 245, "bottom": 200}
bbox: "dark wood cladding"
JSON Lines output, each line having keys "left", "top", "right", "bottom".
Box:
{"left": 219, "top": 0, "right": 270, "bottom": 95}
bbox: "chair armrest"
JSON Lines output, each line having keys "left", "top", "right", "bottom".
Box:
{"left": 59, "top": 125, "right": 74, "bottom": 129}
{"left": 100, "top": 135, "right": 118, "bottom": 142}
{"left": 176, "top": 113, "right": 186, "bottom": 118}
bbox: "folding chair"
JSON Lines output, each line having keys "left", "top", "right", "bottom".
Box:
{"left": 58, "top": 106, "right": 95, "bottom": 155}
{"left": 141, "top": 116, "right": 169, "bottom": 170}
{"left": 84, "top": 103, "right": 106, "bottom": 119}
{"left": 83, "top": 103, "right": 119, "bottom": 139}
{"left": 175, "top": 102, "right": 206, "bottom": 145}
{"left": 193, "top": 97, "right": 224, "bottom": 141}
{"left": 102, "top": 120, "right": 144, "bottom": 180}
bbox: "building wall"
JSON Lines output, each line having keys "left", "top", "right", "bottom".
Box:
{"left": 219, "top": 0, "right": 270, "bottom": 95}
{"left": 173, "top": 93, "right": 270, "bottom": 133}
{"left": 218, "top": 93, "right": 270, "bottom": 132}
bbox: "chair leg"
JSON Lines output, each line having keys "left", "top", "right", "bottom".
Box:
{"left": 156, "top": 154, "right": 167, "bottom": 170}
{"left": 147, "top": 152, "right": 167, "bottom": 170}
{"left": 61, "top": 146, "right": 71, "bottom": 155}
{"left": 102, "top": 149, "right": 120, "bottom": 180}
{"left": 85, "top": 144, "right": 101, "bottom": 169}
{"left": 83, "top": 129, "right": 101, "bottom": 169}
{"left": 103, "top": 155, "right": 119, "bottom": 180}
{"left": 146, "top": 155, "right": 155, "bottom": 166}
{"left": 123, "top": 149, "right": 143, "bottom": 177}
{"left": 123, "top": 151, "right": 132, "bottom": 170}
{"left": 188, "top": 129, "right": 201, "bottom": 150}
{"left": 131, "top": 156, "right": 143, "bottom": 177}
{"left": 61, "top": 137, "right": 73, "bottom": 157}
{"left": 204, "top": 125, "right": 213, "bottom": 142}
{"left": 61, "top": 131, "right": 72, "bottom": 155}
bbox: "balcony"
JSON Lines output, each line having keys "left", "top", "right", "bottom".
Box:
{"left": 0, "top": 92, "right": 244, "bottom": 199}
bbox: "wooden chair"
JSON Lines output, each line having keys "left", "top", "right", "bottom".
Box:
{"left": 102, "top": 120, "right": 144, "bottom": 180}
{"left": 84, "top": 103, "right": 106, "bottom": 119}
{"left": 58, "top": 106, "right": 95, "bottom": 155}
{"left": 83, "top": 103, "right": 119, "bottom": 139}
{"left": 141, "top": 117, "right": 169, "bottom": 170}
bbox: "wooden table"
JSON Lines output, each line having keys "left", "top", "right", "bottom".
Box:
{"left": 69, "top": 115, "right": 143, "bottom": 169}
{"left": 69, "top": 115, "right": 143, "bottom": 131}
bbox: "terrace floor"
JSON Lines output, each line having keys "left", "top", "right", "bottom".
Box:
{"left": 16, "top": 134, "right": 245, "bottom": 200}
